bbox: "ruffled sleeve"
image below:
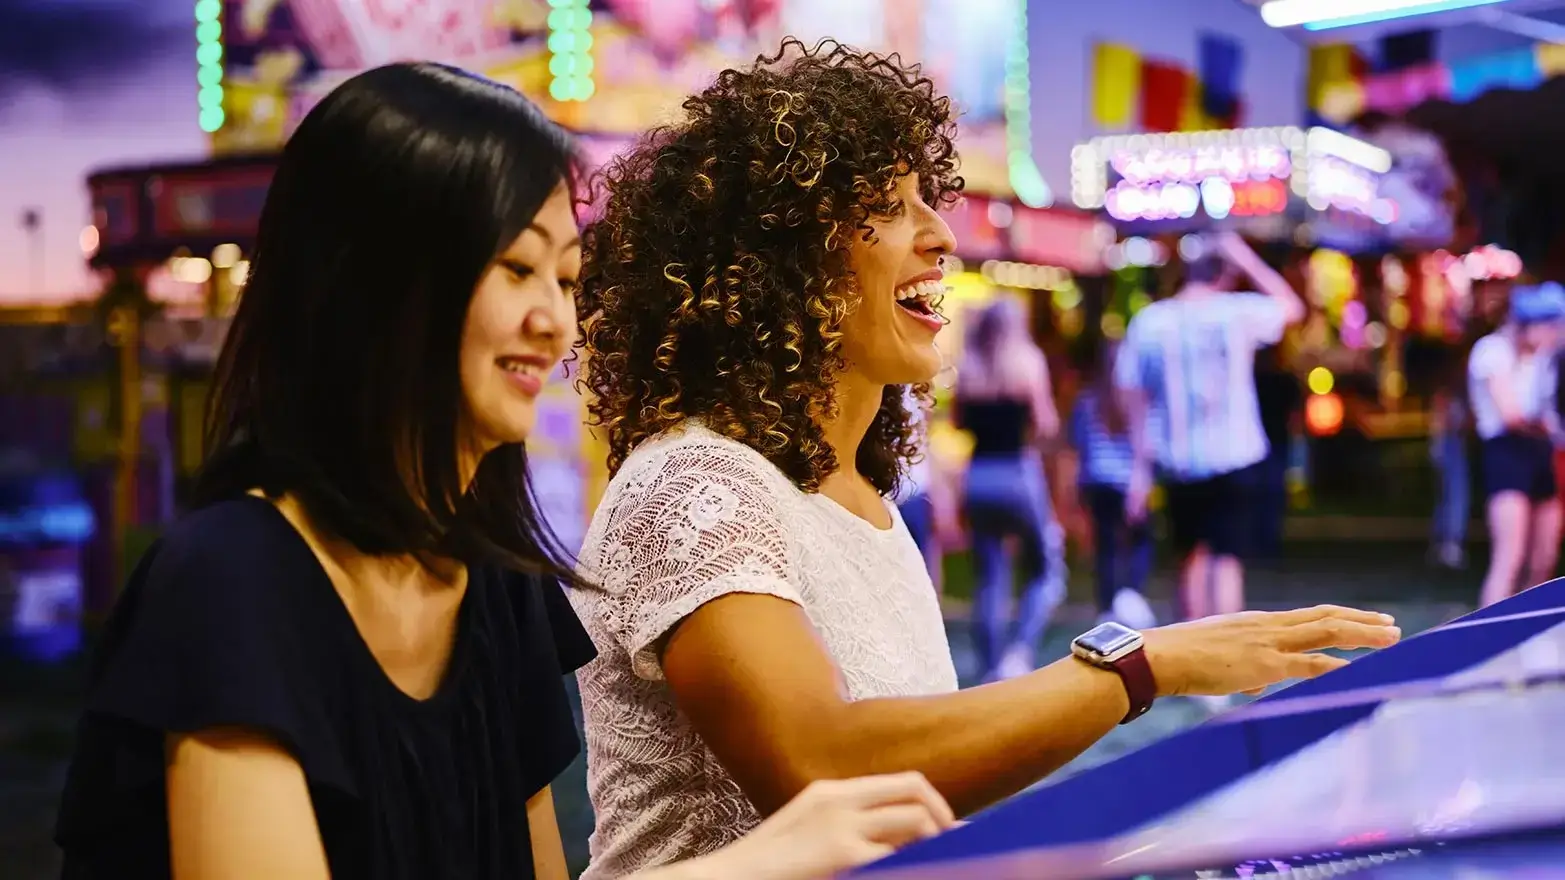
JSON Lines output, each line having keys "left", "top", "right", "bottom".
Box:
{"left": 78, "top": 508, "right": 351, "bottom": 792}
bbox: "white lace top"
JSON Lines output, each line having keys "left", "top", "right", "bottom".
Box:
{"left": 570, "top": 423, "right": 960, "bottom": 878}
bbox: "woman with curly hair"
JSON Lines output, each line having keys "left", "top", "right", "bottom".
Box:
{"left": 571, "top": 39, "right": 1401, "bottom": 877}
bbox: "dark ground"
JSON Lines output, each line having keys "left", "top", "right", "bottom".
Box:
{"left": 0, "top": 541, "right": 1483, "bottom": 879}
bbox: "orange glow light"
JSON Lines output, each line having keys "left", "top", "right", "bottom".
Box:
{"left": 1306, "top": 392, "right": 1345, "bottom": 436}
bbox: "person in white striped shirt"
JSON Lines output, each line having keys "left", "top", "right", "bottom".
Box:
{"left": 1115, "top": 233, "right": 1306, "bottom": 624}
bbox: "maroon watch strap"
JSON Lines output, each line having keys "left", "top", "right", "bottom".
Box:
{"left": 1110, "top": 646, "right": 1157, "bottom": 724}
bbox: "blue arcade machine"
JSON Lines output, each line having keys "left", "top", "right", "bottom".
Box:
{"left": 858, "top": 580, "right": 1565, "bottom": 878}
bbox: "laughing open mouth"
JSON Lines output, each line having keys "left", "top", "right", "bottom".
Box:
{"left": 895, "top": 278, "right": 945, "bottom": 319}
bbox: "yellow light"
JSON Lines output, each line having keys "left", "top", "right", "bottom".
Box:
{"left": 1388, "top": 300, "right": 1410, "bottom": 329}
{"left": 1100, "top": 313, "right": 1126, "bottom": 339}
{"left": 1383, "top": 369, "right": 1405, "bottom": 401}
{"left": 943, "top": 271, "right": 993, "bottom": 303}
{"left": 211, "top": 243, "right": 241, "bottom": 269}
{"left": 1307, "top": 366, "right": 1335, "bottom": 395}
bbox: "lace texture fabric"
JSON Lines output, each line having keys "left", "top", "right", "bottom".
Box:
{"left": 570, "top": 423, "right": 959, "bottom": 879}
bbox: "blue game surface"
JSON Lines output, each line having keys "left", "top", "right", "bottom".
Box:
{"left": 856, "top": 580, "right": 1565, "bottom": 879}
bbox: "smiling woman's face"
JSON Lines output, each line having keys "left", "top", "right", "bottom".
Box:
{"left": 458, "top": 184, "right": 581, "bottom": 454}
{"left": 835, "top": 173, "right": 958, "bottom": 386}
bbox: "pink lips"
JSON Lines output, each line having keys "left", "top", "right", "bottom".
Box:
{"left": 897, "top": 268, "right": 944, "bottom": 288}
{"left": 499, "top": 354, "right": 551, "bottom": 398}
{"left": 898, "top": 306, "right": 946, "bottom": 334}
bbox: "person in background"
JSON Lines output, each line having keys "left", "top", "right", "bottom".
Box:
{"left": 1118, "top": 232, "right": 1307, "bottom": 627}
{"left": 1068, "top": 339, "right": 1156, "bottom": 629}
{"left": 1251, "top": 344, "right": 1303, "bottom": 565}
{"left": 1429, "top": 343, "right": 1472, "bottom": 570}
{"left": 50, "top": 61, "right": 953, "bottom": 880}
{"left": 895, "top": 387, "right": 949, "bottom": 594}
{"left": 1469, "top": 281, "right": 1565, "bottom": 607}
{"left": 955, "top": 297, "right": 1068, "bottom": 681}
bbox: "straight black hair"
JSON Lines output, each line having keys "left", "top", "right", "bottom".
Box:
{"left": 195, "top": 62, "right": 583, "bottom": 581}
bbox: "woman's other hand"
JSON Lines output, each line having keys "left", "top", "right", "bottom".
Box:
{"left": 689, "top": 773, "right": 956, "bottom": 880}
{"left": 1142, "top": 605, "right": 1401, "bottom": 697}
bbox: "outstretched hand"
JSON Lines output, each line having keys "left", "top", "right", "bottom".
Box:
{"left": 1142, "top": 605, "right": 1401, "bottom": 698}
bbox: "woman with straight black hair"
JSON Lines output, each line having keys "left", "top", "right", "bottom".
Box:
{"left": 53, "top": 61, "right": 953, "bottom": 880}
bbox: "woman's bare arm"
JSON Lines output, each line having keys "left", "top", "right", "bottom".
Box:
{"left": 659, "top": 594, "right": 1397, "bottom": 819}
{"left": 1029, "top": 349, "right": 1061, "bottom": 441}
{"left": 661, "top": 593, "right": 1127, "bottom": 817}
{"left": 166, "top": 729, "right": 331, "bottom": 880}
{"left": 528, "top": 787, "right": 570, "bottom": 880}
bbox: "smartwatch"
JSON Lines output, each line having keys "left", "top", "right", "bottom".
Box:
{"left": 1071, "top": 622, "right": 1157, "bottom": 724}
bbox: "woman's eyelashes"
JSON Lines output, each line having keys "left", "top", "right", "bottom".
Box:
{"left": 499, "top": 259, "right": 533, "bottom": 283}
{"left": 499, "top": 259, "right": 578, "bottom": 298}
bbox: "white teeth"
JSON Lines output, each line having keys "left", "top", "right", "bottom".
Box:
{"left": 895, "top": 279, "right": 947, "bottom": 301}
{"left": 499, "top": 359, "right": 541, "bottom": 376}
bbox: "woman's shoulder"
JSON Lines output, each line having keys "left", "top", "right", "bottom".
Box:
{"left": 613, "top": 421, "right": 793, "bottom": 495}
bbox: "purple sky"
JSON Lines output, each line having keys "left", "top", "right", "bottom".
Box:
{"left": 0, "top": 0, "right": 205, "bottom": 305}
{"left": 0, "top": 0, "right": 1540, "bottom": 307}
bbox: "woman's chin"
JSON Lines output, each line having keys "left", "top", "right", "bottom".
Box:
{"left": 474, "top": 415, "right": 537, "bottom": 451}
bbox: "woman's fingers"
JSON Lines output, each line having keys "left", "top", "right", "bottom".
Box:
{"left": 1281, "top": 651, "right": 1350, "bottom": 680}
{"left": 852, "top": 803, "right": 946, "bottom": 848}
{"left": 1275, "top": 604, "right": 1397, "bottom": 627}
{"left": 811, "top": 773, "right": 956, "bottom": 829}
{"left": 1276, "top": 618, "right": 1401, "bottom": 653}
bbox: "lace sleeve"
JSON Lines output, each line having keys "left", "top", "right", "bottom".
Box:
{"left": 588, "top": 437, "right": 804, "bottom": 681}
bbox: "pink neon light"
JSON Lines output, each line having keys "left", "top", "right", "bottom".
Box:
{"left": 1110, "top": 145, "right": 1292, "bottom": 187}
{"left": 1433, "top": 245, "right": 1523, "bottom": 282}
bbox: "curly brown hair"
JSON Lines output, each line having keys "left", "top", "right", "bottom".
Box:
{"left": 578, "top": 38, "right": 963, "bottom": 495}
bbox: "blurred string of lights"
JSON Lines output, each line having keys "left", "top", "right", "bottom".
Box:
{"left": 1004, "top": 0, "right": 1052, "bottom": 208}
{"left": 548, "top": 0, "right": 595, "bottom": 102}
{"left": 195, "top": 0, "right": 225, "bottom": 132}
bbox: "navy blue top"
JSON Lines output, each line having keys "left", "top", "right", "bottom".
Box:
{"left": 54, "top": 496, "right": 595, "bottom": 880}
{"left": 957, "top": 398, "right": 1033, "bottom": 458}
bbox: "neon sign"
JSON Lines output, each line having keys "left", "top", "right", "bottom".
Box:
{"left": 1105, "top": 176, "right": 1288, "bottom": 223}
{"left": 1431, "top": 244, "right": 1523, "bottom": 282}
{"left": 1074, "top": 126, "right": 1395, "bottom": 228}
{"left": 1110, "top": 144, "right": 1292, "bottom": 187}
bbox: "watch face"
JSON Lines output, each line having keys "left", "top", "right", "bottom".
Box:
{"left": 1075, "top": 622, "right": 1142, "bottom": 659}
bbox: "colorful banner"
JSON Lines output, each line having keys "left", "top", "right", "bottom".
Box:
{"left": 1090, "top": 42, "right": 1141, "bottom": 129}
{"left": 1140, "top": 60, "right": 1190, "bottom": 133}
{"left": 1313, "top": 41, "right": 1563, "bottom": 122}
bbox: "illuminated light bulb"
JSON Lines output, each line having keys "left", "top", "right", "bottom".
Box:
{"left": 1306, "top": 392, "right": 1344, "bottom": 436}
{"left": 1201, "top": 177, "right": 1235, "bottom": 220}
{"left": 211, "top": 243, "right": 241, "bottom": 269}
{"left": 1100, "top": 313, "right": 1126, "bottom": 339}
{"left": 230, "top": 260, "right": 251, "bottom": 286}
{"left": 79, "top": 226, "right": 100, "bottom": 256}
{"left": 195, "top": 0, "right": 224, "bottom": 133}
{"left": 1005, "top": 0, "right": 1052, "bottom": 207}
{"left": 1054, "top": 284, "right": 1083, "bottom": 311}
{"left": 1308, "top": 366, "right": 1335, "bottom": 395}
{"left": 1261, "top": 0, "right": 1507, "bottom": 31}
{"left": 1388, "top": 300, "right": 1411, "bottom": 329}
{"left": 548, "top": 0, "right": 593, "bottom": 102}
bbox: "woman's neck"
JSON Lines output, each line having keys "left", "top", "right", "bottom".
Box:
{"left": 821, "top": 371, "right": 884, "bottom": 477}
{"left": 267, "top": 491, "right": 464, "bottom": 591}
